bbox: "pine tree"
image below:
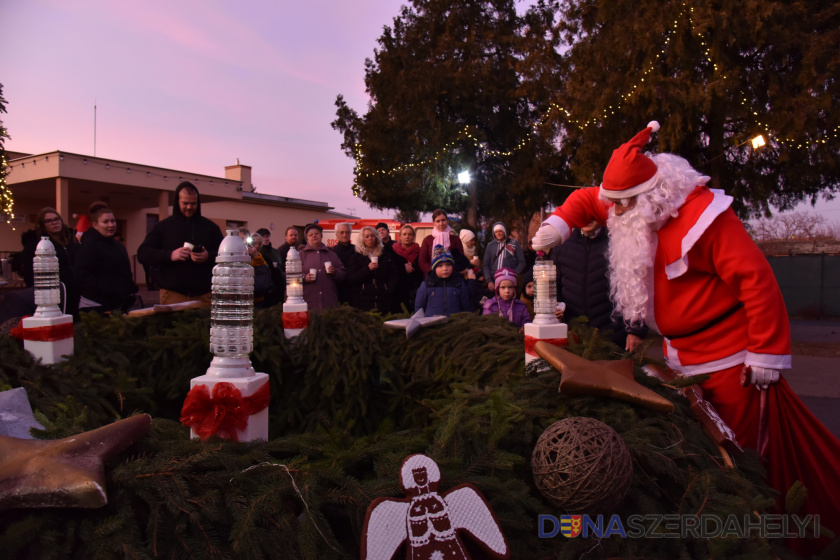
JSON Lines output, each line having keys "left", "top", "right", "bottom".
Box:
{"left": 331, "top": 0, "right": 564, "bottom": 233}
{"left": 0, "top": 309, "right": 829, "bottom": 558}
{"left": 554, "top": 0, "right": 840, "bottom": 216}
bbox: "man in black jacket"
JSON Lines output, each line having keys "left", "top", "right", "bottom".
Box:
{"left": 549, "top": 221, "right": 647, "bottom": 351}
{"left": 137, "top": 182, "right": 224, "bottom": 307}
{"left": 332, "top": 222, "right": 355, "bottom": 304}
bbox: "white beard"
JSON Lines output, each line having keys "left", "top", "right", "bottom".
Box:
{"left": 607, "top": 205, "right": 657, "bottom": 326}
{"left": 605, "top": 153, "right": 705, "bottom": 326}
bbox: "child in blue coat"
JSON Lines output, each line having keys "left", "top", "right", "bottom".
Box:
{"left": 415, "top": 245, "right": 473, "bottom": 316}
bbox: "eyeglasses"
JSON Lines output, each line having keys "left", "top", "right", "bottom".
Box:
{"left": 43, "top": 217, "right": 62, "bottom": 224}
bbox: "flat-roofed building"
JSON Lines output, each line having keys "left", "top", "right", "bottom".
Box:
{"left": 2, "top": 150, "right": 353, "bottom": 286}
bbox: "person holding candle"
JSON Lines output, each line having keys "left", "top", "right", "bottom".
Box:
{"left": 346, "top": 225, "right": 399, "bottom": 313}
{"left": 391, "top": 224, "right": 424, "bottom": 313}
{"left": 137, "top": 181, "right": 224, "bottom": 308}
{"left": 299, "top": 223, "right": 346, "bottom": 312}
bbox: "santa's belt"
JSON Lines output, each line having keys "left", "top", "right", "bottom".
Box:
{"left": 662, "top": 302, "right": 743, "bottom": 340}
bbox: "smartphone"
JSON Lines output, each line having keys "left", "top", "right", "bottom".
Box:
{"left": 192, "top": 244, "right": 204, "bottom": 253}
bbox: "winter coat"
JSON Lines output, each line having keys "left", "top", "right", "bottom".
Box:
{"left": 137, "top": 183, "right": 224, "bottom": 297}
{"left": 332, "top": 242, "right": 356, "bottom": 304}
{"left": 346, "top": 247, "right": 399, "bottom": 313}
{"left": 415, "top": 271, "right": 473, "bottom": 317}
{"left": 549, "top": 227, "right": 612, "bottom": 329}
{"left": 482, "top": 237, "right": 526, "bottom": 282}
{"left": 391, "top": 246, "right": 423, "bottom": 314}
{"left": 251, "top": 252, "right": 273, "bottom": 309}
{"left": 299, "top": 243, "right": 346, "bottom": 312}
{"left": 259, "top": 244, "right": 285, "bottom": 306}
{"left": 548, "top": 226, "right": 647, "bottom": 346}
{"left": 482, "top": 296, "right": 531, "bottom": 329}
{"left": 75, "top": 228, "right": 137, "bottom": 312}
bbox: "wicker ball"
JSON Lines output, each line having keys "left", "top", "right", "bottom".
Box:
{"left": 532, "top": 417, "right": 632, "bottom": 513}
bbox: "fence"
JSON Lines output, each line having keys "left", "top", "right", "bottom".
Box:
{"left": 768, "top": 254, "right": 840, "bottom": 318}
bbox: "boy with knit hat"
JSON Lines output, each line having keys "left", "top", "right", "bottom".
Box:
{"left": 414, "top": 245, "right": 473, "bottom": 316}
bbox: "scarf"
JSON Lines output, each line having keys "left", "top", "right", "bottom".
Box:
{"left": 432, "top": 225, "right": 452, "bottom": 250}
{"left": 493, "top": 238, "right": 515, "bottom": 272}
{"left": 250, "top": 252, "right": 267, "bottom": 267}
{"left": 393, "top": 241, "right": 420, "bottom": 263}
{"left": 496, "top": 297, "right": 515, "bottom": 322}
{"left": 459, "top": 230, "right": 476, "bottom": 258}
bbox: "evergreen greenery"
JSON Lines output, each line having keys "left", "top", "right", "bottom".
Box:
{"left": 0, "top": 308, "right": 830, "bottom": 558}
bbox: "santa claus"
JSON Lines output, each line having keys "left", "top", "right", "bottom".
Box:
{"left": 532, "top": 122, "right": 839, "bottom": 554}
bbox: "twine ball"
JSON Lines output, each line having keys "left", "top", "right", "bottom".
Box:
{"left": 532, "top": 417, "right": 632, "bottom": 513}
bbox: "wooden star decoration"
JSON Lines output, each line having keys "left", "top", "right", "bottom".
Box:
{"left": 0, "top": 414, "right": 152, "bottom": 510}
{"left": 384, "top": 309, "right": 448, "bottom": 338}
{"left": 534, "top": 342, "right": 674, "bottom": 413}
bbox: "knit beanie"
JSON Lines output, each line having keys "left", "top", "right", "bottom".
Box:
{"left": 431, "top": 244, "right": 454, "bottom": 270}
{"left": 494, "top": 267, "right": 517, "bottom": 293}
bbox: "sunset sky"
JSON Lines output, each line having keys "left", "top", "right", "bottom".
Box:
{"left": 2, "top": 0, "right": 838, "bottom": 222}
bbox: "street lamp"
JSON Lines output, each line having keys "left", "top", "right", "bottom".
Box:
{"left": 458, "top": 170, "right": 471, "bottom": 184}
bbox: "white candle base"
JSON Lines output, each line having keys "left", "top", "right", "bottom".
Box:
{"left": 22, "top": 314, "right": 74, "bottom": 364}
{"left": 524, "top": 321, "right": 568, "bottom": 365}
{"left": 188, "top": 372, "right": 270, "bottom": 442}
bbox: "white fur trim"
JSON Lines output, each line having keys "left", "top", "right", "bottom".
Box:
{"left": 665, "top": 349, "right": 748, "bottom": 376}
{"left": 745, "top": 352, "right": 792, "bottom": 370}
{"left": 599, "top": 171, "right": 659, "bottom": 200}
{"left": 647, "top": 121, "right": 660, "bottom": 133}
{"left": 664, "top": 189, "right": 733, "bottom": 280}
{"left": 543, "top": 215, "right": 572, "bottom": 244}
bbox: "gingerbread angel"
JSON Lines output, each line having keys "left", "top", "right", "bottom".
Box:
{"left": 361, "top": 454, "right": 509, "bottom": 560}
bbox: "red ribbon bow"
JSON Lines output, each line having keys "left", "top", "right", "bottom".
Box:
{"left": 180, "top": 381, "right": 270, "bottom": 442}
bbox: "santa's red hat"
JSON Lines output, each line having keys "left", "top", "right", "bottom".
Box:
{"left": 599, "top": 121, "right": 660, "bottom": 200}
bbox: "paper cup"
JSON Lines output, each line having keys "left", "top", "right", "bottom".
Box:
{"left": 310, "top": 268, "right": 318, "bottom": 279}
{"left": 371, "top": 256, "right": 379, "bottom": 264}
{"left": 324, "top": 261, "right": 332, "bottom": 272}
{"left": 183, "top": 242, "right": 194, "bottom": 251}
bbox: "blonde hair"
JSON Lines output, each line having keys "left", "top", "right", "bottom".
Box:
{"left": 355, "top": 225, "right": 383, "bottom": 258}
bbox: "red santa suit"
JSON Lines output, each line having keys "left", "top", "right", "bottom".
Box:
{"left": 546, "top": 185, "right": 791, "bottom": 374}
{"left": 538, "top": 122, "right": 840, "bottom": 554}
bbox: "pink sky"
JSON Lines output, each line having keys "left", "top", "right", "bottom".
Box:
{"left": 1, "top": 0, "right": 404, "bottom": 217}
{"left": 3, "top": 0, "right": 838, "bottom": 223}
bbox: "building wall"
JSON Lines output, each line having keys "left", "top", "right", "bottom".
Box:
{"left": 2, "top": 199, "right": 344, "bottom": 286}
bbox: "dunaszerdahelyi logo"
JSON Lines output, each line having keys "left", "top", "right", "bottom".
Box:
{"left": 560, "top": 515, "right": 582, "bottom": 538}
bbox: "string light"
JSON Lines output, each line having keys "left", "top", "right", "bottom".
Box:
{"left": 0, "top": 152, "right": 13, "bottom": 224}
{"left": 351, "top": 0, "right": 835, "bottom": 188}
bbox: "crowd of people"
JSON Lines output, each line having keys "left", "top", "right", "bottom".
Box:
{"left": 2, "top": 182, "right": 636, "bottom": 344}
{"left": 3, "top": 123, "right": 836, "bottom": 555}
